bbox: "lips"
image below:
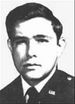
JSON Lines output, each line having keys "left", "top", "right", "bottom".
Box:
{"left": 23, "top": 63, "right": 41, "bottom": 67}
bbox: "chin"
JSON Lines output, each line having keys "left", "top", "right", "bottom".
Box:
{"left": 22, "top": 72, "right": 50, "bottom": 85}
{"left": 25, "top": 74, "right": 42, "bottom": 80}
{"left": 26, "top": 71, "right": 44, "bottom": 79}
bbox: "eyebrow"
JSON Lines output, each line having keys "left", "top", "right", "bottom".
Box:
{"left": 12, "top": 36, "right": 28, "bottom": 42}
{"left": 33, "top": 34, "right": 47, "bottom": 39}
{"left": 12, "top": 34, "right": 52, "bottom": 42}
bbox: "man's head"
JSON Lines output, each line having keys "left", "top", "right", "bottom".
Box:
{"left": 6, "top": 2, "right": 65, "bottom": 86}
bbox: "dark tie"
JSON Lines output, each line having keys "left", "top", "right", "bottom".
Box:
{"left": 25, "top": 87, "right": 39, "bottom": 104}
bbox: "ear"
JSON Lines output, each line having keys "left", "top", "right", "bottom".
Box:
{"left": 7, "top": 39, "right": 13, "bottom": 52}
{"left": 57, "top": 37, "right": 66, "bottom": 57}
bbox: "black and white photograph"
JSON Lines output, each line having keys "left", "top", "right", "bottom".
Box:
{"left": 0, "top": 0, "right": 74, "bottom": 104}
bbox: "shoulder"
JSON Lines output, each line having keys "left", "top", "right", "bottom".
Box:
{"left": 0, "top": 76, "right": 22, "bottom": 103}
{"left": 56, "top": 70, "right": 74, "bottom": 86}
{"left": 50, "top": 69, "right": 74, "bottom": 87}
{"left": 50, "top": 70, "right": 74, "bottom": 103}
{"left": 54, "top": 70, "right": 74, "bottom": 92}
{"left": 0, "top": 76, "right": 21, "bottom": 93}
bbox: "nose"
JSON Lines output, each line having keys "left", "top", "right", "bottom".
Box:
{"left": 28, "top": 39, "right": 37, "bottom": 58}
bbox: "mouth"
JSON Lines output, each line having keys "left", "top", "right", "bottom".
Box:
{"left": 23, "top": 63, "right": 41, "bottom": 67}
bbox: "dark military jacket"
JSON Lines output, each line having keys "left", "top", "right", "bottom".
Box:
{"left": 0, "top": 70, "right": 74, "bottom": 104}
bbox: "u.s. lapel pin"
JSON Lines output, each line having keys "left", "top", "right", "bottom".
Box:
{"left": 48, "top": 90, "right": 56, "bottom": 95}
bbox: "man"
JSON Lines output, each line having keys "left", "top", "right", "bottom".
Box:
{"left": 0, "top": 2, "right": 74, "bottom": 104}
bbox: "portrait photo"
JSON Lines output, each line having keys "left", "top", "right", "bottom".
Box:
{"left": 0, "top": 0, "right": 74, "bottom": 104}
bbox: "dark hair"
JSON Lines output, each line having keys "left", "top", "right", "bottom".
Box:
{"left": 6, "top": 2, "right": 63, "bottom": 43}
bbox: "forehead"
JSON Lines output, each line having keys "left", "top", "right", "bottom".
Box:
{"left": 15, "top": 17, "right": 56, "bottom": 38}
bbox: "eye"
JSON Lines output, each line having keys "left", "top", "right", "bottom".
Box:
{"left": 15, "top": 40, "right": 26, "bottom": 45}
{"left": 12, "top": 37, "right": 28, "bottom": 47}
{"left": 36, "top": 39, "right": 49, "bottom": 43}
{"left": 13, "top": 40, "right": 25, "bottom": 47}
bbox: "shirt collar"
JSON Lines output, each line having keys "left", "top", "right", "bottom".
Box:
{"left": 21, "top": 66, "right": 56, "bottom": 96}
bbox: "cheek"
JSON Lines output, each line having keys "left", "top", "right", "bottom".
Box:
{"left": 37, "top": 43, "right": 57, "bottom": 65}
{"left": 38, "top": 43, "right": 57, "bottom": 57}
{"left": 17, "top": 43, "right": 27, "bottom": 59}
{"left": 12, "top": 44, "right": 27, "bottom": 65}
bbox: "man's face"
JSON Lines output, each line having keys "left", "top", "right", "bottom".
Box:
{"left": 9, "top": 18, "right": 60, "bottom": 85}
